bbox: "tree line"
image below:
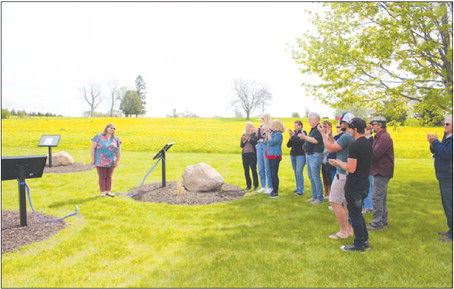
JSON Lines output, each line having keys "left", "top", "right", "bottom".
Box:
{"left": 80, "top": 75, "right": 147, "bottom": 117}
{"left": 1, "top": 109, "right": 63, "bottom": 119}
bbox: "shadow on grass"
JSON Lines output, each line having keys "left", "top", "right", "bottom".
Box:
{"left": 48, "top": 196, "right": 99, "bottom": 208}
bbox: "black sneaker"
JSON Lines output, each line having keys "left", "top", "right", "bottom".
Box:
{"left": 269, "top": 193, "right": 279, "bottom": 198}
{"left": 245, "top": 186, "right": 251, "bottom": 190}
{"left": 438, "top": 231, "right": 449, "bottom": 237}
{"left": 340, "top": 244, "right": 366, "bottom": 252}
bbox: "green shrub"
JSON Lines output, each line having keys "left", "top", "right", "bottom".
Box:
{"left": 2, "top": 108, "right": 10, "bottom": 119}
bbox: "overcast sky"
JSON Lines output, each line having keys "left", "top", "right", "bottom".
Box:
{"left": 2, "top": 2, "right": 333, "bottom": 118}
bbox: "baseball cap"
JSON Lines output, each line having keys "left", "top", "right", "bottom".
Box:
{"left": 340, "top": 112, "right": 355, "bottom": 123}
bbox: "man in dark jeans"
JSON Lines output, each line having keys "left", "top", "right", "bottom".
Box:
{"left": 330, "top": 118, "right": 372, "bottom": 252}
{"left": 427, "top": 115, "right": 453, "bottom": 242}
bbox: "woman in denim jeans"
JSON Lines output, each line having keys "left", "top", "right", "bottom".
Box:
{"left": 287, "top": 120, "right": 306, "bottom": 196}
{"left": 256, "top": 113, "right": 273, "bottom": 194}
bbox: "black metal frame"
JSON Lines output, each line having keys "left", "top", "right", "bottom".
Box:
{"left": 38, "top": 135, "right": 61, "bottom": 168}
{"left": 1, "top": 155, "right": 47, "bottom": 226}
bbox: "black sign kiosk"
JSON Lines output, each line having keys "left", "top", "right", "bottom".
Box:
{"left": 2, "top": 155, "right": 47, "bottom": 226}
{"left": 141, "top": 143, "right": 174, "bottom": 187}
{"left": 38, "top": 135, "right": 61, "bottom": 167}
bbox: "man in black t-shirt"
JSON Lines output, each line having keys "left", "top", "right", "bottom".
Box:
{"left": 329, "top": 118, "right": 372, "bottom": 252}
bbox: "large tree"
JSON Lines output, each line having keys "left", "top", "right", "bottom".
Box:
{"left": 79, "top": 81, "right": 103, "bottom": 117}
{"left": 135, "top": 75, "right": 147, "bottom": 115}
{"left": 292, "top": 2, "right": 452, "bottom": 125}
{"left": 232, "top": 79, "right": 272, "bottom": 120}
{"left": 120, "top": 90, "right": 142, "bottom": 117}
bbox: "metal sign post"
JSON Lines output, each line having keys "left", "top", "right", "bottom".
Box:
{"left": 38, "top": 135, "right": 61, "bottom": 167}
{"left": 18, "top": 165, "right": 27, "bottom": 226}
{"left": 141, "top": 143, "right": 174, "bottom": 188}
{"left": 161, "top": 150, "right": 167, "bottom": 187}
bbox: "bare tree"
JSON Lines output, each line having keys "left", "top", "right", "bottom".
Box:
{"left": 80, "top": 81, "right": 103, "bottom": 117}
{"left": 232, "top": 79, "right": 272, "bottom": 119}
{"left": 108, "top": 79, "right": 121, "bottom": 117}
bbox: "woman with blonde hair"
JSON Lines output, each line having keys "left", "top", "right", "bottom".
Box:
{"left": 257, "top": 113, "right": 273, "bottom": 194}
{"left": 240, "top": 122, "right": 259, "bottom": 190}
{"left": 266, "top": 119, "right": 286, "bottom": 198}
{"left": 90, "top": 123, "right": 122, "bottom": 197}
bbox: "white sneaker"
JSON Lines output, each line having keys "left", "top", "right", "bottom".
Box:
{"left": 265, "top": 188, "right": 273, "bottom": 194}
{"left": 257, "top": 188, "right": 266, "bottom": 193}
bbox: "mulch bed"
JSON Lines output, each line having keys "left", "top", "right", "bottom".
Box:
{"left": 1, "top": 163, "right": 89, "bottom": 254}
{"left": 44, "top": 163, "right": 95, "bottom": 174}
{"left": 131, "top": 181, "right": 246, "bottom": 205}
{"left": 1, "top": 181, "right": 244, "bottom": 254}
{"left": 2, "top": 211, "right": 67, "bottom": 254}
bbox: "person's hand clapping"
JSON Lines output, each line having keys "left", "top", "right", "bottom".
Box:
{"left": 329, "top": 159, "right": 340, "bottom": 167}
{"left": 427, "top": 133, "right": 438, "bottom": 144}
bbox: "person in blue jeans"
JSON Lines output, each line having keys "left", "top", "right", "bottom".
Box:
{"left": 266, "top": 119, "right": 285, "bottom": 198}
{"left": 287, "top": 120, "right": 307, "bottom": 196}
{"left": 362, "top": 124, "right": 374, "bottom": 213}
{"left": 301, "top": 112, "right": 325, "bottom": 204}
{"left": 256, "top": 113, "right": 273, "bottom": 194}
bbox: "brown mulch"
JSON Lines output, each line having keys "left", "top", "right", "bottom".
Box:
{"left": 1, "top": 181, "right": 244, "bottom": 254}
{"left": 131, "top": 181, "right": 246, "bottom": 205}
{"left": 44, "top": 163, "right": 95, "bottom": 174}
{"left": 2, "top": 210, "right": 67, "bottom": 254}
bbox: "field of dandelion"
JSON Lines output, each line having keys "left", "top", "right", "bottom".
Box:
{"left": 1, "top": 117, "right": 451, "bottom": 288}
{"left": 1, "top": 116, "right": 443, "bottom": 158}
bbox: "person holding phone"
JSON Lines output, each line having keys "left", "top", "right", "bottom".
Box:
{"left": 287, "top": 120, "right": 307, "bottom": 196}
{"left": 240, "top": 122, "right": 259, "bottom": 191}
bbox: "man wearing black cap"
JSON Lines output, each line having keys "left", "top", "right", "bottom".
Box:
{"left": 330, "top": 118, "right": 373, "bottom": 252}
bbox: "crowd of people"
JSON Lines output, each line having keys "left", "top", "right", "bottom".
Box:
{"left": 240, "top": 112, "right": 453, "bottom": 251}
{"left": 88, "top": 114, "right": 452, "bottom": 253}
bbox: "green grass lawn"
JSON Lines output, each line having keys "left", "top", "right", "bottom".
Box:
{"left": 1, "top": 147, "right": 452, "bottom": 288}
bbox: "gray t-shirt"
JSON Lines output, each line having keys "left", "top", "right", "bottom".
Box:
{"left": 336, "top": 132, "right": 355, "bottom": 175}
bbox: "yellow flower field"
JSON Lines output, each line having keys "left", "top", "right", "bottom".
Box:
{"left": 1, "top": 117, "right": 443, "bottom": 159}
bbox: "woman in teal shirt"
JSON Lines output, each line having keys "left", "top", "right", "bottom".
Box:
{"left": 90, "top": 123, "right": 122, "bottom": 197}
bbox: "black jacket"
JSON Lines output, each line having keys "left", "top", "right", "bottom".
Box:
{"left": 287, "top": 129, "right": 306, "bottom": 156}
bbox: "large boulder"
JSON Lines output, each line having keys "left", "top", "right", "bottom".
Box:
{"left": 182, "top": 163, "right": 224, "bottom": 192}
{"left": 47, "top": 151, "right": 74, "bottom": 166}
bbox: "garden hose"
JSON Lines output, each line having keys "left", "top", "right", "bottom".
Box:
{"left": 140, "top": 158, "right": 161, "bottom": 186}
{"left": 18, "top": 181, "right": 79, "bottom": 223}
